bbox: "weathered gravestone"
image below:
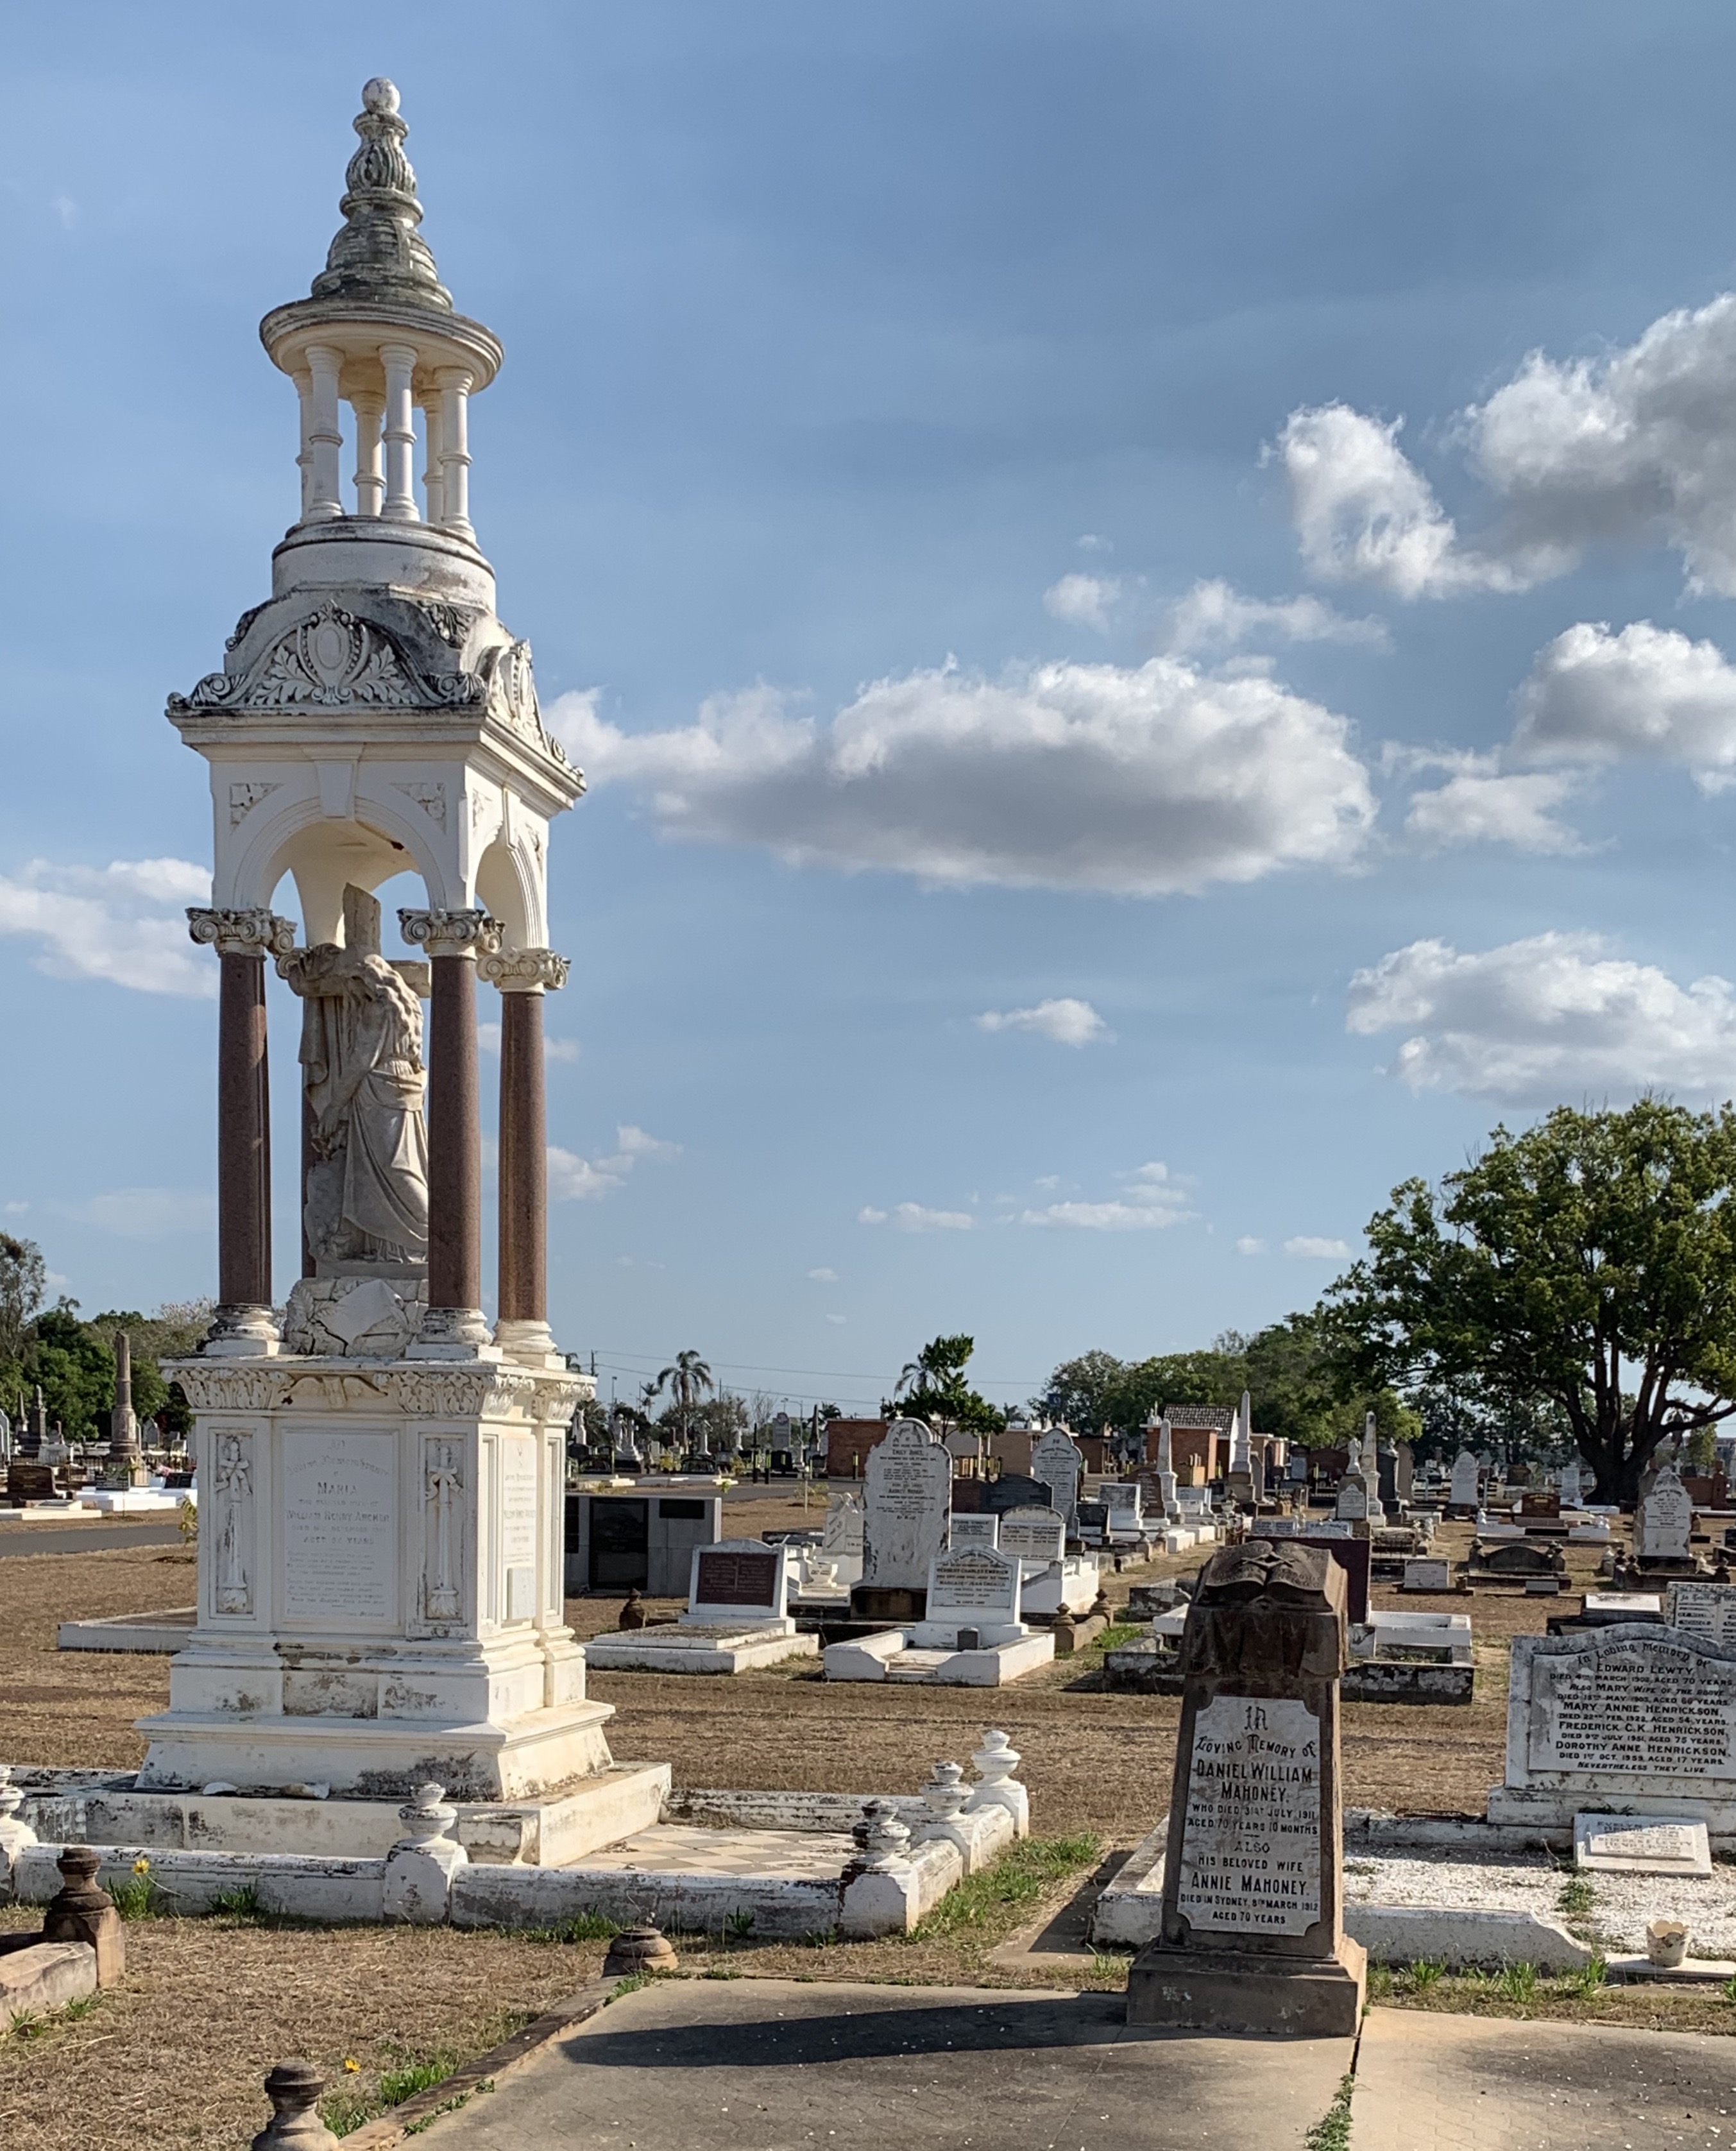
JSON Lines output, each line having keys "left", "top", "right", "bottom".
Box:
{"left": 1334, "top": 1468, "right": 1368, "bottom": 1524}
{"left": 1490, "top": 1622, "right": 1736, "bottom": 1832}
{"left": 1127, "top": 1540, "right": 1365, "bottom": 2034}
{"left": 998, "top": 1506, "right": 1066, "bottom": 1567}
{"left": 822, "top": 1491, "right": 864, "bottom": 1558}
{"left": 1402, "top": 1557, "right": 1452, "bottom": 1593}
{"left": 1573, "top": 1812, "right": 1712, "bottom": 1876}
{"left": 1637, "top": 1465, "right": 1696, "bottom": 1571}
{"left": 948, "top": 1512, "right": 1000, "bottom": 1549}
{"left": 1032, "top": 1429, "right": 1084, "bottom": 1536}
{"left": 1667, "top": 1580, "right": 1736, "bottom": 1650}
{"left": 950, "top": 1472, "right": 1050, "bottom": 1517}
{"left": 1102, "top": 1481, "right": 1144, "bottom": 1538}
{"left": 1447, "top": 1449, "right": 1480, "bottom": 1517}
{"left": 682, "top": 1539, "right": 793, "bottom": 1629}
{"left": 925, "top": 1543, "right": 1025, "bottom": 1640}
{"left": 1558, "top": 1462, "right": 1584, "bottom": 1508}
{"left": 853, "top": 1418, "right": 951, "bottom": 1622}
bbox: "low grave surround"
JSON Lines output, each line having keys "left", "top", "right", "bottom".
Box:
{"left": 823, "top": 1545, "right": 1057, "bottom": 1687}
{"left": 582, "top": 1539, "right": 819, "bottom": 1674}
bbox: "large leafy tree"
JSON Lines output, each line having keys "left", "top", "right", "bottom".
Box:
{"left": 1323, "top": 1100, "right": 1736, "bottom": 1501}
{"left": 890, "top": 1334, "right": 1005, "bottom": 1433}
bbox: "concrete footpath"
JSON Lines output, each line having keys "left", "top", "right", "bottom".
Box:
{"left": 1352, "top": 2007, "right": 1736, "bottom": 2150}
{"left": 412, "top": 1980, "right": 1355, "bottom": 2150}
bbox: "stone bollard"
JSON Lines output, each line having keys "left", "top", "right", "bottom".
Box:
{"left": 963, "top": 1730, "right": 1028, "bottom": 1836}
{"left": 40, "top": 1846, "right": 124, "bottom": 1987}
{"left": 382, "top": 1783, "right": 467, "bottom": 1925}
{"left": 0, "top": 1767, "right": 38, "bottom": 1898}
{"left": 838, "top": 1799, "right": 928, "bottom": 1939}
{"left": 252, "top": 2060, "right": 341, "bottom": 2150}
{"left": 602, "top": 1925, "right": 677, "bottom": 1976}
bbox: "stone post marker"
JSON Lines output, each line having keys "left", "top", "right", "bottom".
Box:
{"left": 1127, "top": 1539, "right": 1365, "bottom": 2035}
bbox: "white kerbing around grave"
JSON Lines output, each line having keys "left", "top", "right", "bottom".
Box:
{"left": 581, "top": 1540, "right": 819, "bottom": 1674}
{"left": 824, "top": 1543, "right": 1057, "bottom": 1687}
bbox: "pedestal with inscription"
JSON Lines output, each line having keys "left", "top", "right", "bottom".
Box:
{"left": 1127, "top": 1540, "right": 1366, "bottom": 2036}
{"left": 134, "top": 1356, "right": 627, "bottom": 1803}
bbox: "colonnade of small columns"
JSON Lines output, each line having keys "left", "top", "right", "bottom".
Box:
{"left": 296, "top": 348, "right": 473, "bottom": 540}
{"left": 187, "top": 903, "right": 564, "bottom": 1360}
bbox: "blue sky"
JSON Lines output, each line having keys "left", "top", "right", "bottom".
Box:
{"left": 7, "top": 2, "right": 1736, "bottom": 1414}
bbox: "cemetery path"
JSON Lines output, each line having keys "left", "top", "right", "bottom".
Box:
{"left": 1353, "top": 2004, "right": 1736, "bottom": 2149}
{"left": 407, "top": 1978, "right": 1357, "bottom": 2151}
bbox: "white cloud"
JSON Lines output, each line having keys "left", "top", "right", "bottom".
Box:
{"left": 1402, "top": 760, "right": 1586, "bottom": 854}
{"left": 547, "top": 1123, "right": 681, "bottom": 1202}
{"left": 1511, "top": 620, "right": 1736, "bottom": 790}
{"left": 480, "top": 1021, "right": 579, "bottom": 1061}
{"left": 826, "top": 1313, "right": 847, "bottom": 1325}
{"left": 1273, "top": 405, "right": 1538, "bottom": 599}
{"left": 64, "top": 1187, "right": 212, "bottom": 1238}
{"left": 477, "top": 1019, "right": 502, "bottom": 1056}
{"left": 0, "top": 857, "right": 214, "bottom": 998}
{"left": 1044, "top": 572, "right": 1122, "bottom": 631}
{"left": 1163, "top": 578, "right": 1388, "bottom": 657}
{"left": 549, "top": 656, "right": 1375, "bottom": 898}
{"left": 1236, "top": 1236, "right": 1266, "bottom": 1255}
{"left": 858, "top": 1202, "right": 975, "bottom": 1232}
{"left": 1017, "top": 1161, "right": 1193, "bottom": 1232}
{"left": 807, "top": 1266, "right": 839, "bottom": 1282}
{"left": 1347, "top": 932, "right": 1736, "bottom": 1101}
{"left": 1281, "top": 292, "right": 1736, "bottom": 600}
{"left": 1284, "top": 1235, "right": 1352, "bottom": 1259}
{"left": 975, "top": 998, "right": 1112, "bottom": 1048}
{"left": 1077, "top": 534, "right": 1113, "bottom": 554}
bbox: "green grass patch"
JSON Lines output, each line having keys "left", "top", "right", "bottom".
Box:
{"left": 208, "top": 1882, "right": 268, "bottom": 1923}
{"left": 1406, "top": 1958, "right": 1445, "bottom": 1996}
{"left": 1556, "top": 1876, "right": 1596, "bottom": 1919}
{"left": 1305, "top": 2072, "right": 1355, "bottom": 2151}
{"left": 1497, "top": 1961, "right": 1538, "bottom": 2003}
{"left": 108, "top": 1862, "right": 167, "bottom": 1921}
{"left": 323, "top": 2051, "right": 465, "bottom": 2138}
{"left": 1091, "top": 1624, "right": 1143, "bottom": 1651}
{"left": 908, "top": 1833, "right": 1102, "bottom": 1942}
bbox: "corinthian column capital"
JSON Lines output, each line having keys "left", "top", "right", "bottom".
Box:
{"left": 478, "top": 946, "right": 569, "bottom": 994}
{"left": 398, "top": 907, "right": 504, "bottom": 960}
{"left": 187, "top": 907, "right": 298, "bottom": 958}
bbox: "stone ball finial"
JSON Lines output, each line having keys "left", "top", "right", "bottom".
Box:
{"left": 362, "top": 78, "right": 400, "bottom": 115}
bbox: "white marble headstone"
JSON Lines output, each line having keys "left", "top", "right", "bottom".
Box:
{"left": 948, "top": 1511, "right": 1000, "bottom": 1549}
{"left": 1668, "top": 1579, "right": 1736, "bottom": 1649}
{"left": 1032, "top": 1429, "right": 1084, "bottom": 1532}
{"left": 822, "top": 1490, "right": 864, "bottom": 1557}
{"left": 1638, "top": 1465, "right": 1693, "bottom": 1561}
{"left": 926, "top": 1543, "right": 1023, "bottom": 1622}
{"left": 1557, "top": 1462, "right": 1583, "bottom": 1508}
{"left": 998, "top": 1504, "right": 1065, "bottom": 1564}
{"left": 862, "top": 1419, "right": 951, "bottom": 1591}
{"left": 1449, "top": 1450, "right": 1479, "bottom": 1508}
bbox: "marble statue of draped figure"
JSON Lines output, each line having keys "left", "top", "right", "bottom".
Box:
{"left": 279, "top": 887, "right": 430, "bottom": 1273}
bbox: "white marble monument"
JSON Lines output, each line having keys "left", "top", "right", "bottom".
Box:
{"left": 1032, "top": 1428, "right": 1084, "bottom": 1536}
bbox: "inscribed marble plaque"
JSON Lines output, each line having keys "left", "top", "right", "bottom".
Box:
{"left": 1638, "top": 1467, "right": 1693, "bottom": 1560}
{"left": 282, "top": 1433, "right": 396, "bottom": 1623}
{"left": 1032, "top": 1430, "right": 1084, "bottom": 1528}
{"left": 1525, "top": 1633, "right": 1736, "bottom": 1784}
{"left": 1176, "top": 1693, "right": 1322, "bottom": 1937}
{"left": 998, "top": 1506, "right": 1064, "bottom": 1563}
{"left": 948, "top": 1513, "right": 1000, "bottom": 1549}
{"left": 499, "top": 1436, "right": 540, "bottom": 1570}
{"left": 1667, "top": 1581, "right": 1736, "bottom": 1650}
{"left": 695, "top": 1549, "right": 779, "bottom": 1608}
{"left": 927, "top": 1545, "right": 1021, "bottom": 1616}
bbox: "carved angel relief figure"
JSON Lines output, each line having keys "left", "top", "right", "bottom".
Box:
{"left": 279, "top": 887, "right": 430, "bottom": 1277}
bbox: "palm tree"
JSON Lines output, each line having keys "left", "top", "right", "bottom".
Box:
{"left": 652, "top": 1350, "right": 715, "bottom": 1452}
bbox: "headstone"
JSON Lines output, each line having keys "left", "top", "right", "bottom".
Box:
{"left": 1579, "top": 1591, "right": 1664, "bottom": 1626}
{"left": 858, "top": 1418, "right": 951, "bottom": 1608}
{"left": 1334, "top": 1470, "right": 1368, "bottom": 1523}
{"left": 1402, "top": 1558, "right": 1452, "bottom": 1593}
{"left": 948, "top": 1512, "right": 1000, "bottom": 1549}
{"left": 1558, "top": 1462, "right": 1584, "bottom": 1508}
{"left": 822, "top": 1492, "right": 864, "bottom": 1558}
{"left": 1103, "top": 1481, "right": 1144, "bottom": 1537}
{"left": 1667, "top": 1580, "right": 1736, "bottom": 1649}
{"left": 1127, "top": 1540, "right": 1365, "bottom": 2034}
{"left": 684, "top": 1538, "right": 790, "bottom": 1627}
{"left": 1448, "top": 1449, "right": 1479, "bottom": 1514}
{"left": 1573, "top": 1812, "right": 1713, "bottom": 1877}
{"left": 1519, "top": 1491, "right": 1560, "bottom": 1520}
{"left": 1156, "top": 1415, "right": 1178, "bottom": 1517}
{"left": 1638, "top": 1466, "right": 1694, "bottom": 1565}
{"left": 926, "top": 1544, "right": 1023, "bottom": 1631}
{"left": 1493, "top": 1624, "right": 1736, "bottom": 1830}
{"left": 1075, "top": 1499, "right": 1109, "bottom": 1545}
{"left": 998, "top": 1506, "right": 1066, "bottom": 1566}
{"left": 1032, "top": 1429, "right": 1084, "bottom": 1535}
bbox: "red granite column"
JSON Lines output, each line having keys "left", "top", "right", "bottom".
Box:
{"left": 188, "top": 908, "right": 291, "bottom": 1354}
{"left": 481, "top": 949, "right": 568, "bottom": 1359}
{"left": 401, "top": 908, "right": 500, "bottom": 1353}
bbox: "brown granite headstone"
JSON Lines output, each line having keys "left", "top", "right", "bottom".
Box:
{"left": 1127, "top": 1540, "right": 1365, "bottom": 2035}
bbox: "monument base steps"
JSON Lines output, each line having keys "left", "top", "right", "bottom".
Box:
{"left": 132, "top": 1696, "right": 621, "bottom": 1805}
{"left": 1125, "top": 1937, "right": 1366, "bottom": 2036}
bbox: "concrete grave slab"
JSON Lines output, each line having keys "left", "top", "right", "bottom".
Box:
{"left": 405, "top": 1979, "right": 1357, "bottom": 2151}
{"left": 1574, "top": 1811, "right": 1713, "bottom": 1876}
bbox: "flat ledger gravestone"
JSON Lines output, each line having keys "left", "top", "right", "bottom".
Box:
{"left": 1573, "top": 1812, "right": 1713, "bottom": 1876}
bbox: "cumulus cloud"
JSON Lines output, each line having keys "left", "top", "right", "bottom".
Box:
{"left": 1401, "top": 758, "right": 1586, "bottom": 854}
{"left": 1347, "top": 932, "right": 1736, "bottom": 1101}
{"left": 975, "top": 998, "right": 1112, "bottom": 1047}
{"left": 1274, "top": 406, "right": 1539, "bottom": 599}
{"left": 482, "top": 1020, "right": 581, "bottom": 1063}
{"left": 547, "top": 1123, "right": 681, "bottom": 1202}
{"left": 0, "top": 857, "right": 214, "bottom": 998}
{"left": 1017, "top": 1161, "right": 1193, "bottom": 1232}
{"left": 858, "top": 1202, "right": 975, "bottom": 1232}
{"left": 64, "top": 1187, "right": 212, "bottom": 1238}
{"left": 1280, "top": 291, "right": 1736, "bottom": 600}
{"left": 1236, "top": 1236, "right": 1267, "bottom": 1255}
{"left": 549, "top": 656, "right": 1375, "bottom": 897}
{"left": 1511, "top": 620, "right": 1736, "bottom": 790}
{"left": 1163, "top": 578, "right": 1388, "bottom": 657}
{"left": 1044, "top": 573, "right": 1123, "bottom": 631}
{"left": 807, "top": 1266, "right": 838, "bottom": 1282}
{"left": 1284, "top": 1235, "right": 1352, "bottom": 1259}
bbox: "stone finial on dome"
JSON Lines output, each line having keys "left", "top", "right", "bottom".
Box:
{"left": 310, "top": 78, "right": 454, "bottom": 312}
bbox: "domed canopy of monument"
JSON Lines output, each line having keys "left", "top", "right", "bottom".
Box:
{"left": 311, "top": 77, "right": 453, "bottom": 312}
